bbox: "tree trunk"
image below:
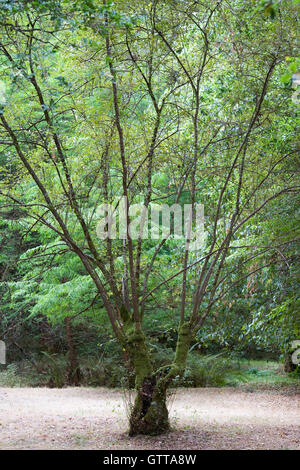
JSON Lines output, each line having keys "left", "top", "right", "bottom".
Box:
{"left": 129, "top": 378, "right": 169, "bottom": 436}
{"left": 65, "top": 316, "right": 81, "bottom": 386}
{"left": 125, "top": 322, "right": 191, "bottom": 436}
{"left": 284, "top": 353, "right": 296, "bottom": 373}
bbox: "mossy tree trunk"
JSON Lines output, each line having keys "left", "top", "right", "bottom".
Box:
{"left": 124, "top": 322, "right": 192, "bottom": 436}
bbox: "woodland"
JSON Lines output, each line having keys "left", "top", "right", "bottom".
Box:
{"left": 0, "top": 0, "right": 299, "bottom": 441}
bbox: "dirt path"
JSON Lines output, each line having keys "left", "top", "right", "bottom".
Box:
{"left": 0, "top": 386, "right": 299, "bottom": 450}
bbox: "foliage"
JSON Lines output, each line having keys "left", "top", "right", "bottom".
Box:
{"left": 0, "top": 0, "right": 299, "bottom": 435}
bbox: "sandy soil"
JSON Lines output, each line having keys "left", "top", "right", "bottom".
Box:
{"left": 0, "top": 386, "right": 299, "bottom": 450}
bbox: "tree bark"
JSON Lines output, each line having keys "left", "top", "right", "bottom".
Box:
{"left": 125, "top": 321, "right": 191, "bottom": 436}
{"left": 284, "top": 353, "right": 296, "bottom": 373}
{"left": 65, "top": 316, "right": 81, "bottom": 386}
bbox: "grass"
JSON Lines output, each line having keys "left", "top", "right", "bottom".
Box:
{"left": 227, "top": 359, "right": 300, "bottom": 388}
{"left": 0, "top": 363, "right": 28, "bottom": 387}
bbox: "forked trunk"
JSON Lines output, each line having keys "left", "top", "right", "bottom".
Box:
{"left": 126, "top": 322, "right": 191, "bottom": 436}
{"left": 129, "top": 377, "right": 169, "bottom": 436}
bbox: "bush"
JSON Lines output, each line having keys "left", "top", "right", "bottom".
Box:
{"left": 181, "top": 353, "right": 244, "bottom": 387}
{"left": 80, "top": 355, "right": 130, "bottom": 388}
{"left": 0, "top": 364, "right": 27, "bottom": 387}
{"left": 0, "top": 348, "right": 246, "bottom": 389}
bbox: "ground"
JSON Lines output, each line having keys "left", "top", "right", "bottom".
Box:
{"left": 0, "top": 386, "right": 299, "bottom": 450}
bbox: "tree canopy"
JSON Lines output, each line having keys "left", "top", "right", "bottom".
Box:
{"left": 0, "top": 0, "right": 299, "bottom": 435}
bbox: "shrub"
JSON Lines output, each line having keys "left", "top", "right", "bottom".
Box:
{"left": 0, "top": 363, "right": 26, "bottom": 387}
{"left": 181, "top": 353, "right": 243, "bottom": 387}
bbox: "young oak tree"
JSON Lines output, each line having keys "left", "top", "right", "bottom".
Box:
{"left": 0, "top": 0, "right": 299, "bottom": 434}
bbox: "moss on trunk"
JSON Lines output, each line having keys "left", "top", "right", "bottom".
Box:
{"left": 125, "top": 321, "right": 192, "bottom": 436}
{"left": 129, "top": 383, "right": 169, "bottom": 436}
{"left": 174, "top": 322, "right": 191, "bottom": 371}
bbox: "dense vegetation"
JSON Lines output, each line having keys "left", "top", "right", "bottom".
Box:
{"left": 0, "top": 0, "right": 299, "bottom": 435}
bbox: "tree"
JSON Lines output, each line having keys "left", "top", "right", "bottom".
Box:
{"left": 0, "top": 0, "right": 299, "bottom": 434}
